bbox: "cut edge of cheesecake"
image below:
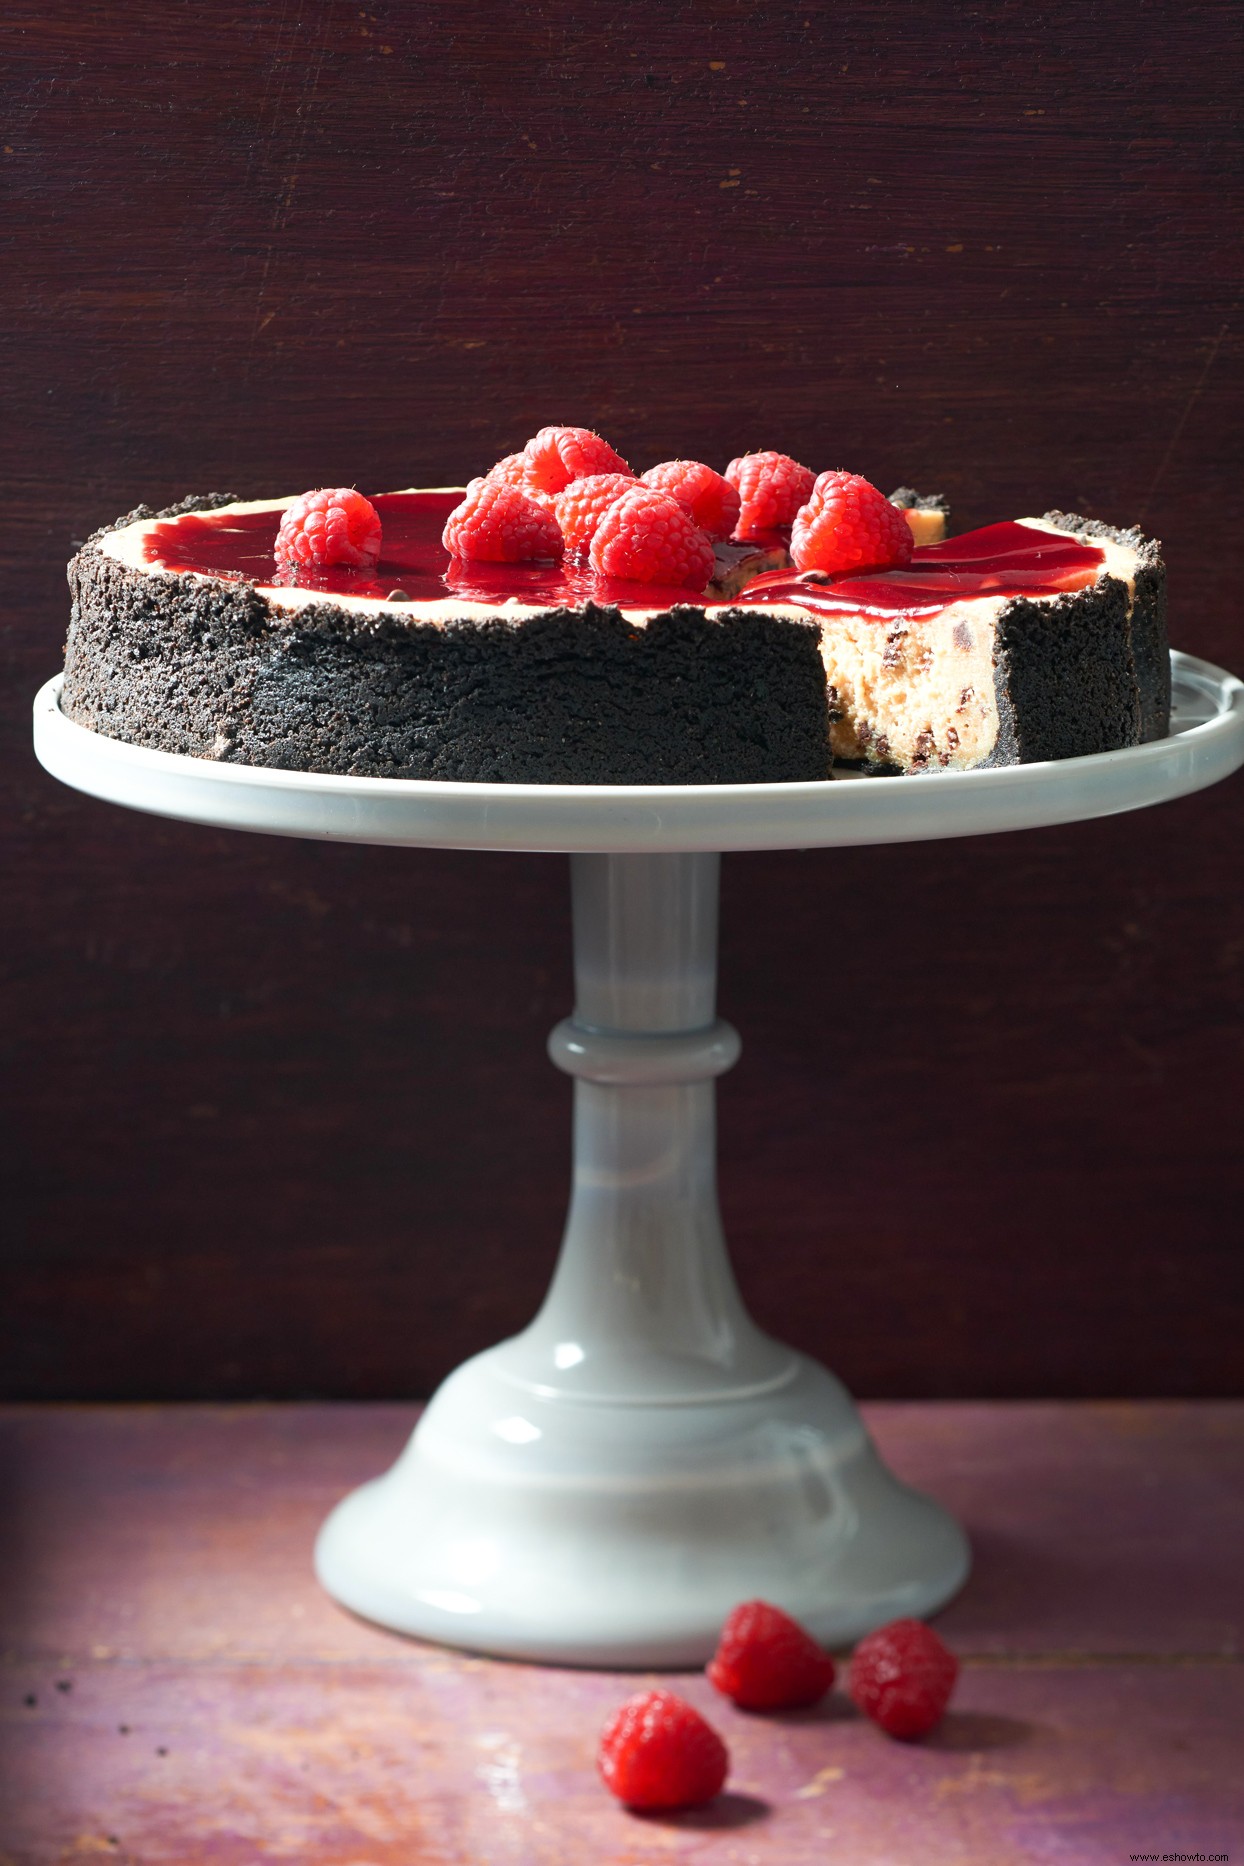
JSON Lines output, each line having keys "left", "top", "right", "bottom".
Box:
{"left": 727, "top": 511, "right": 1167, "bottom": 774}
{"left": 889, "top": 486, "right": 951, "bottom": 546}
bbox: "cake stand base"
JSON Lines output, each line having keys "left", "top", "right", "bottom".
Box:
{"left": 316, "top": 850, "right": 968, "bottom": 1664}
{"left": 314, "top": 1352, "right": 968, "bottom": 1667}
{"left": 35, "top": 658, "right": 1244, "bottom": 1667}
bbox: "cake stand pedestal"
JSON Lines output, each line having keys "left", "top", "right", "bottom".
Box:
{"left": 34, "top": 655, "right": 1244, "bottom": 1665}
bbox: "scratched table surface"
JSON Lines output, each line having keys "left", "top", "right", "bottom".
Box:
{"left": 0, "top": 1403, "right": 1240, "bottom": 1865}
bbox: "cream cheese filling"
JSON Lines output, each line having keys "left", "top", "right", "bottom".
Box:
{"left": 813, "top": 517, "right": 1143, "bottom": 768}
{"left": 902, "top": 506, "right": 948, "bottom": 547}
{"left": 822, "top": 598, "right": 1006, "bottom": 768}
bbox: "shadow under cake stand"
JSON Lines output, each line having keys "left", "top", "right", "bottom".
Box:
{"left": 34, "top": 654, "right": 1244, "bottom": 1666}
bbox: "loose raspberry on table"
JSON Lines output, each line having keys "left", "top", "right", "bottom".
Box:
{"left": 789, "top": 471, "right": 915, "bottom": 576}
{"left": 847, "top": 1618, "right": 959, "bottom": 1740}
{"left": 640, "top": 460, "right": 741, "bottom": 542}
{"left": 522, "top": 425, "right": 632, "bottom": 499}
{"left": 589, "top": 485, "right": 716, "bottom": 589}
{"left": 441, "top": 477, "right": 563, "bottom": 563}
{"left": 725, "top": 451, "right": 816, "bottom": 537}
{"left": 598, "top": 1690, "right": 729, "bottom": 1810}
{"left": 707, "top": 1600, "right": 836, "bottom": 1711}
{"left": 274, "top": 488, "right": 382, "bottom": 571}
{"left": 554, "top": 473, "right": 640, "bottom": 557}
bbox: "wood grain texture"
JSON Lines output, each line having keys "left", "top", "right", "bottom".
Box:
{"left": 0, "top": 1403, "right": 1240, "bottom": 1863}
{"left": 1, "top": 1, "right": 1242, "bottom": 1398}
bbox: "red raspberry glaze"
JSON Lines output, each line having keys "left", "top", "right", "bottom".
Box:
{"left": 790, "top": 471, "right": 914, "bottom": 576}
{"left": 597, "top": 1690, "right": 729, "bottom": 1810}
{"left": 707, "top": 1600, "right": 836, "bottom": 1711}
{"left": 442, "top": 478, "right": 562, "bottom": 564}
{"left": 641, "top": 460, "right": 741, "bottom": 542}
{"left": 848, "top": 1618, "right": 959, "bottom": 1739}
{"left": 554, "top": 473, "right": 639, "bottom": 557}
{"left": 589, "top": 485, "right": 716, "bottom": 589}
{"left": 274, "top": 488, "right": 382, "bottom": 571}
{"left": 725, "top": 451, "right": 816, "bottom": 537}
{"left": 522, "top": 425, "right": 632, "bottom": 498}
{"left": 145, "top": 499, "right": 1105, "bottom": 619}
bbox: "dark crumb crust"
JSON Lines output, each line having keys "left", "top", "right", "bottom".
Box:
{"left": 1040, "top": 511, "right": 1169, "bottom": 743}
{"left": 990, "top": 578, "right": 1138, "bottom": 766}
{"left": 63, "top": 517, "right": 831, "bottom": 785}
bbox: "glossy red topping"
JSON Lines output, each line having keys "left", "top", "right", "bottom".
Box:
{"left": 790, "top": 472, "right": 914, "bottom": 576}
{"left": 139, "top": 501, "right": 1106, "bottom": 625}
{"left": 736, "top": 521, "right": 1105, "bottom": 619}
{"left": 140, "top": 492, "right": 708, "bottom": 612}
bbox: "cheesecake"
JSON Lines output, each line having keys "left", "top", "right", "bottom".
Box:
{"left": 61, "top": 486, "right": 1167, "bottom": 784}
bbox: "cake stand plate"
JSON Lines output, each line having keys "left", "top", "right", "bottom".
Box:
{"left": 34, "top": 656, "right": 1244, "bottom": 1666}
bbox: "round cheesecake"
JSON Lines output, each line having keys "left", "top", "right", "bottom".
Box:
{"left": 61, "top": 489, "right": 1167, "bottom": 783}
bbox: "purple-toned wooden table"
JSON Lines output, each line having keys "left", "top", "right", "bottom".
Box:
{"left": 1, "top": 1403, "right": 1240, "bottom": 1863}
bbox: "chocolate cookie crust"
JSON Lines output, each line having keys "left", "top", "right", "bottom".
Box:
{"left": 991, "top": 575, "right": 1138, "bottom": 767}
{"left": 63, "top": 512, "right": 831, "bottom": 784}
{"left": 1041, "top": 510, "right": 1169, "bottom": 743}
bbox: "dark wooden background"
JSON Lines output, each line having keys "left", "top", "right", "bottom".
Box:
{"left": 3, "top": 1, "right": 1242, "bottom": 1400}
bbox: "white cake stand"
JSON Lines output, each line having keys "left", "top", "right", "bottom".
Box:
{"left": 34, "top": 655, "right": 1244, "bottom": 1666}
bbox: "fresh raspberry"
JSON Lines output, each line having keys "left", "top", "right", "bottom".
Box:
{"left": 554, "top": 473, "right": 639, "bottom": 557}
{"left": 589, "top": 485, "right": 716, "bottom": 589}
{"left": 707, "top": 1600, "right": 836, "bottom": 1711}
{"left": 482, "top": 451, "right": 530, "bottom": 489}
{"left": 442, "top": 477, "right": 562, "bottom": 563}
{"left": 725, "top": 451, "right": 816, "bottom": 537}
{"left": 522, "top": 425, "right": 632, "bottom": 499}
{"left": 640, "top": 460, "right": 741, "bottom": 542}
{"left": 483, "top": 451, "right": 559, "bottom": 511}
{"left": 597, "top": 1690, "right": 729, "bottom": 1810}
{"left": 847, "top": 1618, "right": 959, "bottom": 1740}
{"left": 790, "top": 472, "right": 915, "bottom": 576}
{"left": 274, "top": 488, "right": 382, "bottom": 571}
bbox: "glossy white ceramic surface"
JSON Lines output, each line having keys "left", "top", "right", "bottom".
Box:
{"left": 33, "top": 653, "right": 1244, "bottom": 854}
{"left": 33, "top": 657, "right": 1243, "bottom": 1663}
{"left": 317, "top": 851, "right": 968, "bottom": 1662}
